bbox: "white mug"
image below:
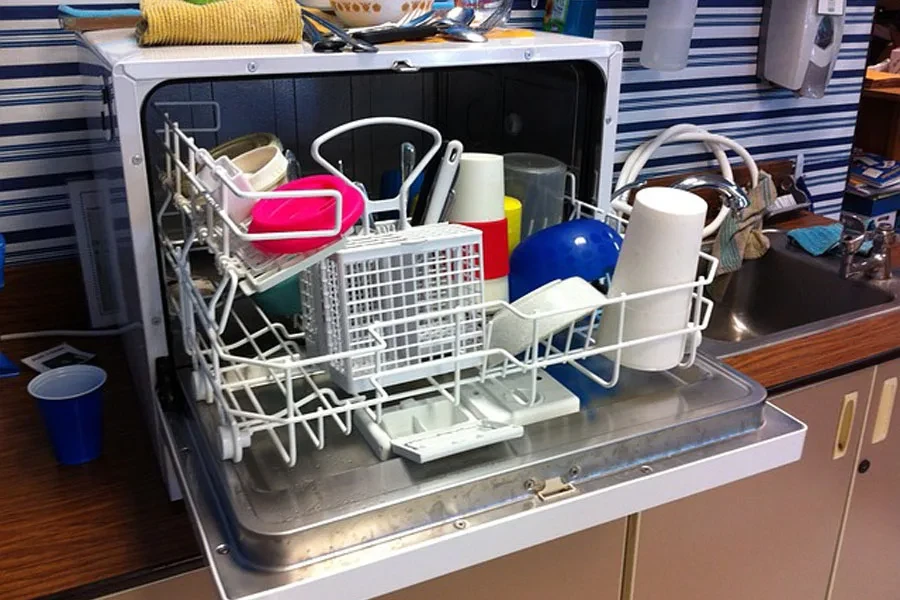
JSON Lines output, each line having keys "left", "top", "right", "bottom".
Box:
{"left": 595, "top": 187, "right": 707, "bottom": 371}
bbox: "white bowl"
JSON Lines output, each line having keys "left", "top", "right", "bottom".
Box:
{"left": 487, "top": 277, "right": 606, "bottom": 365}
{"left": 330, "top": 0, "right": 433, "bottom": 28}
{"left": 232, "top": 145, "right": 289, "bottom": 193}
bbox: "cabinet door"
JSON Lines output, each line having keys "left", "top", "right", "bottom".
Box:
{"left": 101, "top": 569, "right": 216, "bottom": 599}
{"left": 631, "top": 369, "right": 874, "bottom": 600}
{"left": 831, "top": 357, "right": 900, "bottom": 600}
{"left": 378, "top": 519, "right": 626, "bottom": 600}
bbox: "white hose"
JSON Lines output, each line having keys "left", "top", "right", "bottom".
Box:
{"left": 0, "top": 323, "right": 141, "bottom": 341}
{"left": 613, "top": 124, "right": 759, "bottom": 239}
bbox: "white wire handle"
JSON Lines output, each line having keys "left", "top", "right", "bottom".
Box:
{"left": 613, "top": 124, "right": 759, "bottom": 239}
{"left": 310, "top": 117, "right": 443, "bottom": 231}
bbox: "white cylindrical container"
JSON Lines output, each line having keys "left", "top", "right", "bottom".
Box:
{"left": 447, "top": 153, "right": 506, "bottom": 222}
{"left": 595, "top": 187, "right": 707, "bottom": 371}
{"left": 448, "top": 153, "right": 509, "bottom": 302}
{"left": 640, "top": 0, "right": 699, "bottom": 71}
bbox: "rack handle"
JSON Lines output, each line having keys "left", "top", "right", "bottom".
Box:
{"left": 310, "top": 117, "right": 443, "bottom": 231}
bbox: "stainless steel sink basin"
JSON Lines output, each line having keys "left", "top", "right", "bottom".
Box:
{"left": 701, "top": 232, "right": 900, "bottom": 358}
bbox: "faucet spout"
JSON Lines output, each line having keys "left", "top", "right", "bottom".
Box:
{"left": 839, "top": 217, "right": 894, "bottom": 280}
{"left": 671, "top": 174, "right": 751, "bottom": 212}
{"left": 609, "top": 173, "right": 751, "bottom": 239}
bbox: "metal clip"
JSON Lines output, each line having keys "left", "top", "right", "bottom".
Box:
{"left": 391, "top": 60, "right": 420, "bottom": 73}
{"left": 535, "top": 476, "right": 576, "bottom": 502}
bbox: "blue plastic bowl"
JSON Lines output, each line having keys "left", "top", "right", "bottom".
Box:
{"left": 28, "top": 365, "right": 107, "bottom": 465}
{"left": 509, "top": 219, "right": 622, "bottom": 300}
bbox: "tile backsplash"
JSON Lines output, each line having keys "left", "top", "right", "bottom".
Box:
{"left": 0, "top": 0, "right": 876, "bottom": 264}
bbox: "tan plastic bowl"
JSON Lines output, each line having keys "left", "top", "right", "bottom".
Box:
{"left": 232, "top": 146, "right": 289, "bottom": 192}
{"left": 331, "top": 0, "right": 433, "bottom": 27}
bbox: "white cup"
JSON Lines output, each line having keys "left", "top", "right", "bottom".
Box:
{"left": 595, "top": 187, "right": 707, "bottom": 371}
{"left": 447, "top": 153, "right": 505, "bottom": 222}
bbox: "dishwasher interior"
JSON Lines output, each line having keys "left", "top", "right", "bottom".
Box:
{"left": 141, "top": 54, "right": 774, "bottom": 581}
{"left": 144, "top": 62, "right": 605, "bottom": 208}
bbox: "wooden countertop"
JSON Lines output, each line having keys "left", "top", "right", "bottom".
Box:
{"left": 0, "top": 212, "right": 896, "bottom": 596}
{"left": 723, "top": 212, "right": 900, "bottom": 389}
{"left": 0, "top": 261, "right": 198, "bottom": 599}
{"left": 863, "top": 85, "right": 900, "bottom": 102}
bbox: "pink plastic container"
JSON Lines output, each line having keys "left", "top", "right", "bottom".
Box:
{"left": 249, "top": 175, "right": 365, "bottom": 254}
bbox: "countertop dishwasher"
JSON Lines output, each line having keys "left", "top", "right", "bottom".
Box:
{"left": 76, "top": 29, "right": 806, "bottom": 600}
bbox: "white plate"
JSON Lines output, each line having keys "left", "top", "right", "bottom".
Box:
{"left": 487, "top": 277, "right": 606, "bottom": 365}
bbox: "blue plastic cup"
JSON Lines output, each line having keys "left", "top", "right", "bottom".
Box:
{"left": 27, "top": 365, "right": 107, "bottom": 465}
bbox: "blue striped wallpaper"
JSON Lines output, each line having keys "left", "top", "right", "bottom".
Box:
{"left": 0, "top": 0, "right": 876, "bottom": 265}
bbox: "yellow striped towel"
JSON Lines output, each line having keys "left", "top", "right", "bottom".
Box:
{"left": 138, "top": 0, "right": 303, "bottom": 46}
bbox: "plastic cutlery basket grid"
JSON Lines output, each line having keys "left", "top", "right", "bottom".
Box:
{"left": 155, "top": 106, "right": 719, "bottom": 467}
{"left": 302, "top": 222, "right": 486, "bottom": 394}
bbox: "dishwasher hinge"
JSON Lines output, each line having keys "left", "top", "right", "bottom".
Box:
{"left": 530, "top": 476, "right": 577, "bottom": 502}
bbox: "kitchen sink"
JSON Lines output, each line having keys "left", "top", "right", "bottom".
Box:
{"left": 701, "top": 232, "right": 900, "bottom": 358}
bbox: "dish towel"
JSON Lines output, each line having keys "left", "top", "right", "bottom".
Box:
{"left": 787, "top": 224, "right": 873, "bottom": 256}
{"left": 138, "top": 0, "right": 302, "bottom": 46}
{"left": 712, "top": 170, "right": 777, "bottom": 276}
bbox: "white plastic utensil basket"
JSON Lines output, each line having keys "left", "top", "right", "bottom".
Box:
{"left": 154, "top": 106, "right": 718, "bottom": 466}
{"left": 298, "top": 118, "right": 487, "bottom": 394}
{"left": 308, "top": 223, "right": 487, "bottom": 394}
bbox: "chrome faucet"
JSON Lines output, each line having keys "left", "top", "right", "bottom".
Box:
{"left": 611, "top": 174, "right": 751, "bottom": 213}
{"left": 670, "top": 174, "right": 751, "bottom": 212}
{"left": 610, "top": 174, "right": 752, "bottom": 239}
{"left": 839, "top": 214, "right": 894, "bottom": 280}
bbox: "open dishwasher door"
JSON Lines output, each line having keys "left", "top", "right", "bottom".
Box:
{"left": 76, "top": 28, "right": 806, "bottom": 599}
{"left": 158, "top": 353, "right": 804, "bottom": 600}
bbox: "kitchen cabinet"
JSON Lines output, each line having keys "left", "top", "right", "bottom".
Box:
{"left": 379, "top": 519, "right": 626, "bottom": 600}
{"left": 101, "top": 569, "right": 216, "bottom": 599}
{"left": 630, "top": 368, "right": 874, "bottom": 600}
{"left": 855, "top": 90, "right": 900, "bottom": 161}
{"left": 831, "top": 357, "right": 900, "bottom": 600}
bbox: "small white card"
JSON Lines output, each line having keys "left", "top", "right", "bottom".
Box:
{"left": 22, "top": 343, "right": 94, "bottom": 373}
{"left": 818, "top": 0, "right": 845, "bottom": 16}
{"left": 863, "top": 167, "right": 884, "bottom": 178}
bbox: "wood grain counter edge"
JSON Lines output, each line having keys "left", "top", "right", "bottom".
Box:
{"left": 724, "top": 212, "right": 900, "bottom": 390}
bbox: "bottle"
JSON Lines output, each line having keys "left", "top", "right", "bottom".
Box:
{"left": 640, "top": 0, "right": 700, "bottom": 71}
{"left": 543, "top": 0, "right": 597, "bottom": 39}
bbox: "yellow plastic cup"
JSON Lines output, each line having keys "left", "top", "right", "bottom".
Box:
{"left": 504, "top": 196, "right": 522, "bottom": 255}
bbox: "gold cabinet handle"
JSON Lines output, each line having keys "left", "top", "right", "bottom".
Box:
{"left": 833, "top": 392, "right": 857, "bottom": 460}
{"left": 872, "top": 377, "right": 897, "bottom": 445}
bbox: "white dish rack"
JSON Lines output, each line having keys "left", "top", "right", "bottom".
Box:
{"left": 155, "top": 107, "right": 719, "bottom": 466}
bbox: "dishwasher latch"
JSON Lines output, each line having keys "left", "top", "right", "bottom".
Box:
{"left": 527, "top": 476, "right": 577, "bottom": 502}
{"left": 391, "top": 60, "right": 420, "bottom": 73}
